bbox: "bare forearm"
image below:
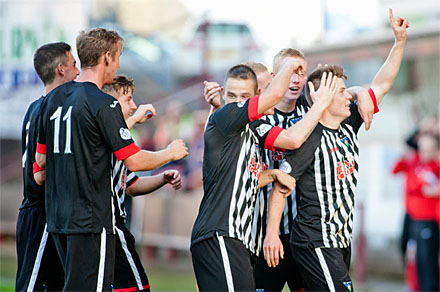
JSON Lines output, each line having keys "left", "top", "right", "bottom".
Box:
{"left": 258, "top": 169, "right": 278, "bottom": 188}
{"left": 266, "top": 187, "right": 286, "bottom": 236}
{"left": 123, "top": 149, "right": 173, "bottom": 172}
{"left": 126, "top": 174, "right": 166, "bottom": 196}
{"left": 35, "top": 152, "right": 46, "bottom": 168}
{"left": 125, "top": 117, "right": 137, "bottom": 130}
{"left": 371, "top": 41, "right": 405, "bottom": 105}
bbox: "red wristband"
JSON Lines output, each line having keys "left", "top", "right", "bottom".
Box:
{"left": 368, "top": 88, "right": 379, "bottom": 114}
{"left": 33, "top": 162, "right": 45, "bottom": 173}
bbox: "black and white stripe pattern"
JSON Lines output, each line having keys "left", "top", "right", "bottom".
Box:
{"left": 314, "top": 123, "right": 359, "bottom": 248}
{"left": 256, "top": 96, "right": 310, "bottom": 238}
{"left": 229, "top": 124, "right": 263, "bottom": 254}
{"left": 111, "top": 156, "right": 138, "bottom": 220}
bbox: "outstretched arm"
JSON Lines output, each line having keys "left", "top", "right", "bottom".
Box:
{"left": 125, "top": 104, "right": 156, "bottom": 129}
{"left": 127, "top": 170, "right": 182, "bottom": 196}
{"left": 371, "top": 8, "right": 409, "bottom": 105}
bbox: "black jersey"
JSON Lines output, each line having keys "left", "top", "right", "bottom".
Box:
{"left": 255, "top": 93, "right": 310, "bottom": 238}
{"left": 282, "top": 103, "right": 363, "bottom": 248}
{"left": 37, "top": 81, "right": 140, "bottom": 234}
{"left": 111, "top": 155, "right": 139, "bottom": 221}
{"left": 191, "top": 96, "right": 284, "bottom": 254}
{"left": 20, "top": 97, "right": 45, "bottom": 209}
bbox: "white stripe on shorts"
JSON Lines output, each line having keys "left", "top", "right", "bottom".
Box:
{"left": 116, "top": 226, "right": 143, "bottom": 290}
{"left": 27, "top": 224, "right": 49, "bottom": 292}
{"left": 216, "top": 232, "right": 234, "bottom": 292}
{"left": 96, "top": 228, "right": 106, "bottom": 292}
{"left": 315, "top": 247, "right": 335, "bottom": 292}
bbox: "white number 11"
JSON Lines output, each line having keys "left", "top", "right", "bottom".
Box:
{"left": 50, "top": 106, "right": 73, "bottom": 154}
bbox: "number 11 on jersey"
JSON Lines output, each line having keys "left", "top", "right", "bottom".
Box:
{"left": 50, "top": 106, "right": 73, "bottom": 154}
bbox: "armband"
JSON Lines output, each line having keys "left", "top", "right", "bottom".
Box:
{"left": 368, "top": 88, "right": 379, "bottom": 114}
{"left": 33, "top": 162, "right": 45, "bottom": 173}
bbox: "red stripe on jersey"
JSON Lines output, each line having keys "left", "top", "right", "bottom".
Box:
{"left": 368, "top": 88, "right": 379, "bottom": 114}
{"left": 33, "top": 162, "right": 44, "bottom": 173}
{"left": 264, "top": 126, "right": 284, "bottom": 151}
{"left": 113, "top": 284, "right": 150, "bottom": 292}
{"left": 36, "top": 143, "right": 46, "bottom": 154}
{"left": 248, "top": 95, "right": 263, "bottom": 121}
{"left": 114, "top": 143, "right": 140, "bottom": 161}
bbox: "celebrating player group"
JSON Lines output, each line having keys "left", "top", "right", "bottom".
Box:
{"left": 17, "top": 7, "right": 409, "bottom": 292}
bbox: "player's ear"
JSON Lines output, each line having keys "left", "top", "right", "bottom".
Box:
{"left": 57, "top": 63, "right": 65, "bottom": 76}
{"left": 104, "top": 51, "right": 111, "bottom": 66}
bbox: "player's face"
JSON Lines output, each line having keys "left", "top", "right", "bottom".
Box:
{"left": 223, "top": 78, "right": 257, "bottom": 104}
{"left": 257, "top": 71, "right": 272, "bottom": 93}
{"left": 105, "top": 43, "right": 121, "bottom": 84}
{"left": 117, "top": 88, "right": 137, "bottom": 120}
{"left": 277, "top": 56, "right": 307, "bottom": 101}
{"left": 327, "top": 78, "right": 352, "bottom": 119}
{"left": 63, "top": 51, "right": 80, "bottom": 82}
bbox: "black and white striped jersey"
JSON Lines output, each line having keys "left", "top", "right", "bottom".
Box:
{"left": 191, "top": 96, "right": 284, "bottom": 255}
{"left": 255, "top": 94, "right": 310, "bottom": 239}
{"left": 283, "top": 103, "right": 364, "bottom": 249}
{"left": 111, "top": 155, "right": 139, "bottom": 221}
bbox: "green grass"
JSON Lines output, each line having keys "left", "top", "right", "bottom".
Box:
{"left": 0, "top": 255, "right": 16, "bottom": 292}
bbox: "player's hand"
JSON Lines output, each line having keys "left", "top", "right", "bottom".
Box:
{"left": 308, "top": 72, "right": 338, "bottom": 109}
{"left": 204, "top": 81, "right": 222, "bottom": 109}
{"left": 356, "top": 88, "right": 375, "bottom": 131}
{"left": 167, "top": 139, "right": 188, "bottom": 160}
{"left": 131, "top": 104, "right": 156, "bottom": 124}
{"left": 163, "top": 170, "right": 182, "bottom": 190}
{"left": 389, "top": 8, "right": 409, "bottom": 44}
{"left": 274, "top": 171, "right": 295, "bottom": 196}
{"left": 263, "top": 232, "right": 284, "bottom": 268}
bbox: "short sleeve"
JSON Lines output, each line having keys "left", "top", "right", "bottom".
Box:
{"left": 96, "top": 99, "right": 140, "bottom": 160}
{"left": 212, "top": 96, "right": 262, "bottom": 136}
{"left": 250, "top": 120, "right": 283, "bottom": 151}
{"left": 283, "top": 124, "right": 324, "bottom": 180}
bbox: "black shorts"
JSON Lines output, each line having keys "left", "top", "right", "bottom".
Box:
{"left": 191, "top": 234, "right": 255, "bottom": 291}
{"left": 114, "top": 221, "right": 150, "bottom": 291}
{"left": 291, "top": 245, "right": 353, "bottom": 292}
{"left": 52, "top": 229, "right": 115, "bottom": 292}
{"left": 15, "top": 206, "right": 64, "bottom": 291}
{"left": 254, "top": 234, "right": 303, "bottom": 291}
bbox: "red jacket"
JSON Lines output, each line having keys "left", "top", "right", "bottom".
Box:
{"left": 392, "top": 152, "right": 440, "bottom": 221}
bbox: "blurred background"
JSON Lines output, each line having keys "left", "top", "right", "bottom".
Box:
{"left": 0, "top": 0, "right": 439, "bottom": 291}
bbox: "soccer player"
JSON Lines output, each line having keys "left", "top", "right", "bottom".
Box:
{"left": 16, "top": 42, "right": 79, "bottom": 292}
{"left": 34, "top": 28, "right": 188, "bottom": 291}
{"left": 191, "top": 59, "right": 339, "bottom": 291}
{"left": 102, "top": 75, "right": 183, "bottom": 292}
{"left": 264, "top": 9, "right": 409, "bottom": 291}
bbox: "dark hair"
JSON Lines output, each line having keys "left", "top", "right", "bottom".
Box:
{"left": 102, "top": 74, "right": 135, "bottom": 96}
{"left": 225, "top": 64, "right": 258, "bottom": 93}
{"left": 33, "top": 42, "right": 71, "bottom": 85}
{"left": 76, "top": 28, "right": 123, "bottom": 68}
{"left": 305, "top": 65, "right": 347, "bottom": 105}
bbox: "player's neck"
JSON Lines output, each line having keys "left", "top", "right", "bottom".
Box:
{"left": 76, "top": 66, "right": 105, "bottom": 89}
{"left": 319, "top": 112, "right": 343, "bottom": 130}
{"left": 276, "top": 98, "right": 297, "bottom": 113}
{"left": 43, "top": 79, "right": 65, "bottom": 96}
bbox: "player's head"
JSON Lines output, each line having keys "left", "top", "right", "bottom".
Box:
{"left": 307, "top": 65, "right": 351, "bottom": 120}
{"left": 76, "top": 28, "right": 123, "bottom": 84}
{"left": 33, "top": 42, "right": 79, "bottom": 86}
{"left": 223, "top": 64, "right": 258, "bottom": 104}
{"left": 272, "top": 48, "right": 307, "bottom": 102}
{"left": 244, "top": 62, "right": 272, "bottom": 93}
{"left": 417, "top": 132, "right": 439, "bottom": 162}
{"left": 102, "top": 75, "right": 136, "bottom": 120}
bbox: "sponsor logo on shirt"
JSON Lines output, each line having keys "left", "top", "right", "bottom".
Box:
{"left": 256, "top": 124, "right": 272, "bottom": 137}
{"left": 119, "top": 128, "right": 132, "bottom": 140}
{"left": 120, "top": 169, "right": 127, "bottom": 189}
{"left": 271, "top": 149, "right": 285, "bottom": 161}
{"left": 110, "top": 100, "right": 119, "bottom": 108}
{"left": 336, "top": 155, "right": 355, "bottom": 181}
{"left": 249, "top": 154, "right": 268, "bottom": 178}
{"left": 279, "top": 160, "right": 292, "bottom": 174}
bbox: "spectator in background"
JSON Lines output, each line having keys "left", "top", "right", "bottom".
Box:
{"left": 392, "top": 130, "right": 439, "bottom": 292}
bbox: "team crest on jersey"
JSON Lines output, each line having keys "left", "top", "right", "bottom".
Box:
{"left": 288, "top": 116, "right": 302, "bottom": 125}
{"left": 279, "top": 160, "right": 291, "bottom": 174}
{"left": 237, "top": 101, "right": 245, "bottom": 108}
{"left": 119, "top": 128, "right": 132, "bottom": 140}
{"left": 271, "top": 149, "right": 285, "bottom": 161}
{"left": 341, "top": 136, "right": 350, "bottom": 147}
{"left": 343, "top": 281, "right": 353, "bottom": 291}
{"left": 256, "top": 124, "right": 271, "bottom": 137}
{"left": 110, "top": 100, "right": 119, "bottom": 108}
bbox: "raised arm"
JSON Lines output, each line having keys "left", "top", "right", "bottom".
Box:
{"left": 125, "top": 104, "right": 156, "bottom": 129}
{"left": 257, "top": 59, "right": 303, "bottom": 115}
{"left": 123, "top": 139, "right": 188, "bottom": 172}
{"left": 371, "top": 8, "right": 409, "bottom": 105}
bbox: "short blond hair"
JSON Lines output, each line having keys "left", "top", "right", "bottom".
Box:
{"left": 243, "top": 62, "right": 269, "bottom": 74}
{"left": 272, "top": 48, "right": 305, "bottom": 74}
